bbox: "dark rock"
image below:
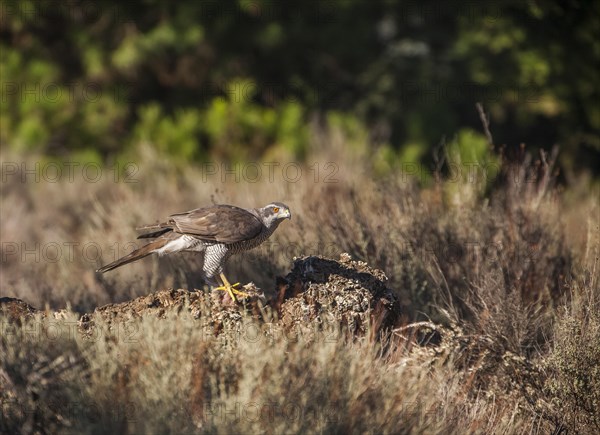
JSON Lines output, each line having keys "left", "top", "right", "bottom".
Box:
{"left": 275, "top": 253, "right": 400, "bottom": 336}
{"left": 2, "top": 254, "right": 400, "bottom": 338}
{"left": 0, "top": 297, "right": 40, "bottom": 324}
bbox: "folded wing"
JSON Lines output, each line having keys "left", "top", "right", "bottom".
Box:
{"left": 138, "top": 204, "right": 263, "bottom": 243}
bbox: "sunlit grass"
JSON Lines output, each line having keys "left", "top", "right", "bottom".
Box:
{"left": 1, "top": 144, "right": 598, "bottom": 433}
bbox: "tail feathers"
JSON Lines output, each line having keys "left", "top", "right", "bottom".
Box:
{"left": 137, "top": 228, "right": 172, "bottom": 239}
{"left": 96, "top": 239, "right": 168, "bottom": 273}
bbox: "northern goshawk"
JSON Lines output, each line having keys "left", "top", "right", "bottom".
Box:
{"left": 96, "top": 202, "right": 291, "bottom": 301}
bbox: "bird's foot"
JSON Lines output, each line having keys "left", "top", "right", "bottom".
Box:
{"left": 214, "top": 282, "right": 249, "bottom": 302}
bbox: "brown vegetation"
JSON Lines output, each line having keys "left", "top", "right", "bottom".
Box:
{"left": 1, "top": 147, "right": 599, "bottom": 433}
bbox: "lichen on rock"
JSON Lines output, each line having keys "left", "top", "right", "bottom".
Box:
{"left": 274, "top": 253, "right": 400, "bottom": 336}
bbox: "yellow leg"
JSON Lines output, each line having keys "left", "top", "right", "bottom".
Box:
{"left": 213, "top": 273, "right": 249, "bottom": 302}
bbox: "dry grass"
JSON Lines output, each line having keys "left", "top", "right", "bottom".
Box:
{"left": 0, "top": 307, "right": 554, "bottom": 434}
{"left": 1, "top": 143, "right": 599, "bottom": 433}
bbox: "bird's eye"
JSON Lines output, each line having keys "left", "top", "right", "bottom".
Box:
{"left": 273, "top": 207, "right": 280, "bottom": 213}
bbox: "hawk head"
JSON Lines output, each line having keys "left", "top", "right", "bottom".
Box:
{"left": 257, "top": 202, "right": 292, "bottom": 227}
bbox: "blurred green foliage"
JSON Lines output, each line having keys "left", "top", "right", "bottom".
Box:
{"left": 1, "top": 0, "right": 598, "bottom": 174}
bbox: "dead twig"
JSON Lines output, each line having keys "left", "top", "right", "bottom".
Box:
{"left": 476, "top": 103, "right": 494, "bottom": 149}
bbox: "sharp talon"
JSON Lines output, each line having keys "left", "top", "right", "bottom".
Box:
{"left": 214, "top": 276, "right": 249, "bottom": 302}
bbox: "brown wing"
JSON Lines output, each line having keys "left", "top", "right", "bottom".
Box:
{"left": 166, "top": 204, "right": 263, "bottom": 243}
